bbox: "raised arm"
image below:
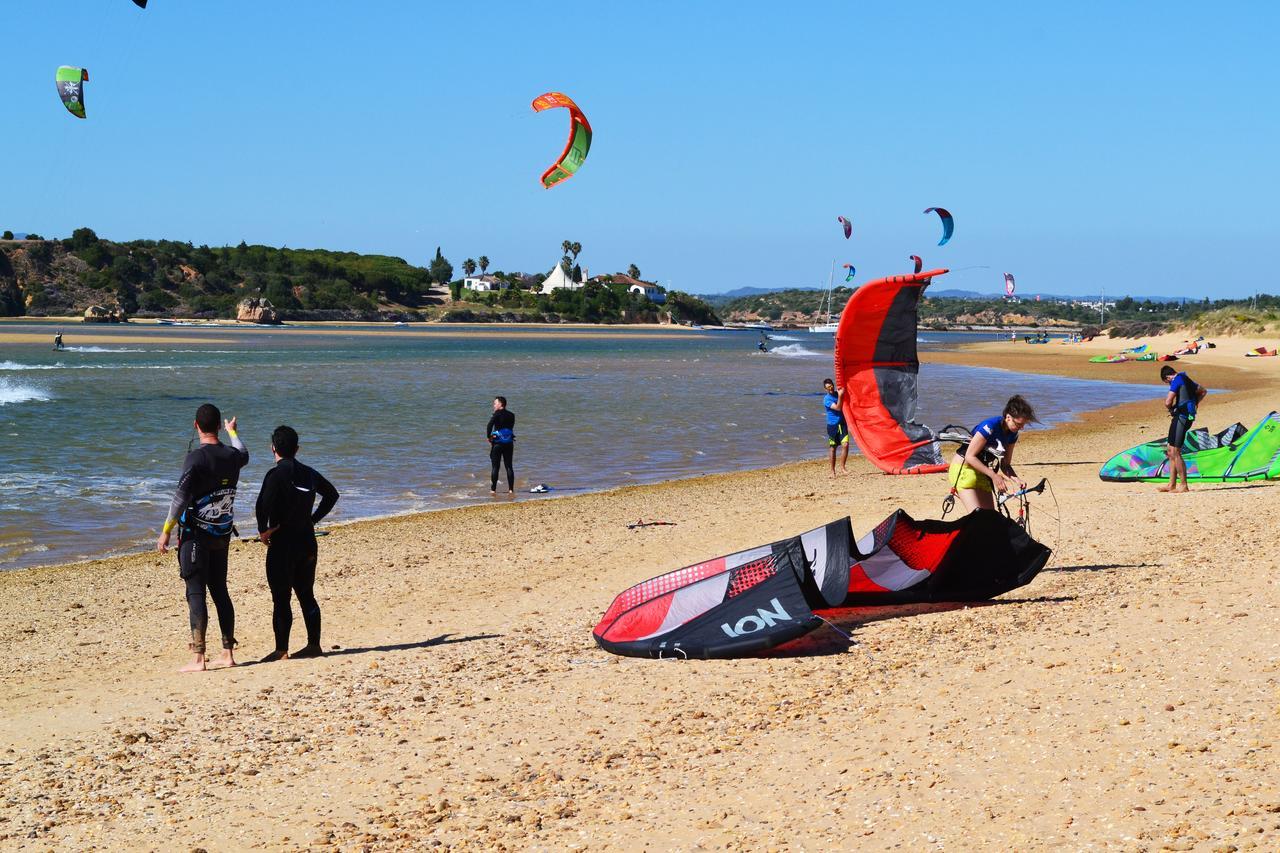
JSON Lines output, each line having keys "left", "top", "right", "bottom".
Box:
{"left": 312, "top": 471, "right": 340, "bottom": 525}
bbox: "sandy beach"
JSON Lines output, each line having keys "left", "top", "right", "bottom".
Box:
{"left": 2, "top": 335, "right": 1278, "bottom": 850}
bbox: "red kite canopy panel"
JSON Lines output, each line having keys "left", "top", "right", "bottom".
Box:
{"left": 834, "top": 267, "right": 969, "bottom": 474}
{"left": 593, "top": 510, "right": 1049, "bottom": 659}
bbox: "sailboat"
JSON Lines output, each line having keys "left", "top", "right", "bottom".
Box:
{"left": 808, "top": 260, "right": 840, "bottom": 333}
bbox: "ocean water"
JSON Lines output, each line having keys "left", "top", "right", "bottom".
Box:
{"left": 0, "top": 323, "right": 1157, "bottom": 570}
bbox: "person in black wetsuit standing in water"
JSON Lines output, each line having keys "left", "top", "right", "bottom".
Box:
{"left": 487, "top": 396, "right": 515, "bottom": 495}
{"left": 255, "top": 425, "right": 339, "bottom": 662}
{"left": 156, "top": 403, "right": 249, "bottom": 673}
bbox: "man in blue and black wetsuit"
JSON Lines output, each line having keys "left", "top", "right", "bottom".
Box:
{"left": 822, "top": 378, "right": 849, "bottom": 477}
{"left": 156, "top": 403, "right": 249, "bottom": 672}
{"left": 1160, "top": 365, "right": 1207, "bottom": 493}
{"left": 255, "top": 425, "right": 339, "bottom": 662}
{"left": 487, "top": 396, "right": 516, "bottom": 495}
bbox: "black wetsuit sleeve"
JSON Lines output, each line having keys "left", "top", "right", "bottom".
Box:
{"left": 485, "top": 413, "right": 497, "bottom": 440}
{"left": 312, "top": 471, "right": 339, "bottom": 525}
{"left": 255, "top": 466, "right": 283, "bottom": 534}
{"left": 165, "top": 450, "right": 204, "bottom": 528}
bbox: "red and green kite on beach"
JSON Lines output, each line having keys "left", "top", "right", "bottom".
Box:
{"left": 531, "top": 92, "right": 592, "bottom": 189}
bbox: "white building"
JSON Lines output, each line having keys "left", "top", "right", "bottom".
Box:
{"left": 539, "top": 263, "right": 584, "bottom": 295}
{"left": 463, "top": 274, "right": 508, "bottom": 292}
{"left": 611, "top": 273, "right": 666, "bottom": 303}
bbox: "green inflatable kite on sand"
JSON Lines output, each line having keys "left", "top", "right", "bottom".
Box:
{"left": 1099, "top": 412, "right": 1280, "bottom": 482}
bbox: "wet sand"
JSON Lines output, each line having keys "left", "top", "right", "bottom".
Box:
{"left": 1, "top": 333, "right": 1278, "bottom": 849}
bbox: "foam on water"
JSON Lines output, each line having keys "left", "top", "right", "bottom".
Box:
{"left": 769, "top": 335, "right": 801, "bottom": 342}
{"left": 768, "top": 344, "right": 827, "bottom": 359}
{"left": 0, "top": 380, "right": 51, "bottom": 406}
{"left": 0, "top": 361, "right": 178, "bottom": 371}
{"left": 61, "top": 346, "right": 146, "bottom": 353}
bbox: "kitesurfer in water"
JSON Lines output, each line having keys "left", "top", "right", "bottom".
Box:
{"left": 53, "top": 332, "right": 63, "bottom": 350}
{"left": 1159, "top": 365, "right": 1207, "bottom": 493}
{"left": 156, "top": 403, "right": 249, "bottom": 672}
{"left": 822, "top": 378, "right": 849, "bottom": 476}
{"left": 255, "top": 425, "right": 339, "bottom": 662}
{"left": 487, "top": 396, "right": 516, "bottom": 495}
{"left": 947, "top": 395, "right": 1036, "bottom": 512}
{"left": 757, "top": 339, "right": 769, "bottom": 353}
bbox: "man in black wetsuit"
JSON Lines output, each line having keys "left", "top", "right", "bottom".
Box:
{"left": 255, "top": 425, "right": 339, "bottom": 662}
{"left": 156, "top": 403, "right": 249, "bottom": 672}
{"left": 486, "top": 396, "right": 515, "bottom": 495}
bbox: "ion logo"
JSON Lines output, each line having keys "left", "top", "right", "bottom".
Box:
{"left": 720, "top": 598, "right": 791, "bottom": 638}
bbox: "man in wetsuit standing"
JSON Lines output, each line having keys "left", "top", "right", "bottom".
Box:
{"left": 1160, "top": 365, "right": 1207, "bottom": 493}
{"left": 255, "top": 425, "right": 339, "bottom": 662}
{"left": 156, "top": 403, "right": 249, "bottom": 672}
{"left": 486, "top": 396, "right": 515, "bottom": 495}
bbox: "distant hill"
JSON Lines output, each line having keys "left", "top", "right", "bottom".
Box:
{"left": 698, "top": 284, "right": 822, "bottom": 307}
{"left": 0, "top": 228, "right": 720, "bottom": 326}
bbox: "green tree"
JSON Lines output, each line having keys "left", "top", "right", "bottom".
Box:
{"left": 570, "top": 242, "right": 582, "bottom": 264}
{"left": 449, "top": 280, "right": 463, "bottom": 301}
{"left": 627, "top": 263, "right": 641, "bottom": 279}
{"left": 2, "top": 231, "right": 12, "bottom": 240}
{"left": 478, "top": 255, "right": 489, "bottom": 274}
{"left": 560, "top": 255, "right": 573, "bottom": 275}
{"left": 572, "top": 263, "right": 583, "bottom": 283}
{"left": 462, "top": 258, "right": 477, "bottom": 277}
{"left": 561, "top": 239, "right": 573, "bottom": 258}
{"left": 429, "top": 247, "right": 453, "bottom": 285}
{"left": 66, "top": 227, "right": 99, "bottom": 251}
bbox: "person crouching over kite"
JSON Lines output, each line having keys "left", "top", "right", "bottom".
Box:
{"left": 947, "top": 395, "right": 1038, "bottom": 512}
{"left": 822, "top": 378, "right": 849, "bottom": 477}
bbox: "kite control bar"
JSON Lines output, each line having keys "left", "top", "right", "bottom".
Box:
{"left": 997, "top": 477, "right": 1047, "bottom": 507}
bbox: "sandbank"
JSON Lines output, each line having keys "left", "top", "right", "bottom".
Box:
{"left": 1, "top": 334, "right": 1277, "bottom": 849}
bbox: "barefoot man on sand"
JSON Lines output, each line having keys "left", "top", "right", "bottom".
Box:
{"left": 1160, "top": 365, "right": 1207, "bottom": 493}
{"left": 156, "top": 403, "right": 249, "bottom": 672}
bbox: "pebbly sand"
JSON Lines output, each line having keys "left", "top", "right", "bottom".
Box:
{"left": 1, "top": 334, "right": 1278, "bottom": 850}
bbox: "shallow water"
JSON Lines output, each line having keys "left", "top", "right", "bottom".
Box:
{"left": 0, "top": 323, "right": 1156, "bottom": 570}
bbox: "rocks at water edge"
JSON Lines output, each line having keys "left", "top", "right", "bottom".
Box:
{"left": 82, "top": 304, "right": 126, "bottom": 323}
{"left": 236, "top": 296, "right": 280, "bottom": 325}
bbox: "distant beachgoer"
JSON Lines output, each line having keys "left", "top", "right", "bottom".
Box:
{"left": 948, "top": 395, "right": 1037, "bottom": 512}
{"left": 255, "top": 425, "right": 339, "bottom": 662}
{"left": 487, "top": 396, "right": 515, "bottom": 495}
{"left": 757, "top": 340, "right": 768, "bottom": 353}
{"left": 1160, "top": 366, "right": 1207, "bottom": 493}
{"left": 822, "top": 378, "right": 849, "bottom": 476}
{"left": 53, "top": 332, "right": 63, "bottom": 350}
{"left": 156, "top": 403, "right": 249, "bottom": 672}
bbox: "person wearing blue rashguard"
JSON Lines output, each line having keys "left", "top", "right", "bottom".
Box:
{"left": 822, "top": 378, "right": 849, "bottom": 477}
{"left": 1160, "top": 366, "right": 1207, "bottom": 493}
{"left": 948, "top": 395, "right": 1037, "bottom": 513}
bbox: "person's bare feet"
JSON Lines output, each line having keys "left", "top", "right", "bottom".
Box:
{"left": 178, "top": 654, "right": 206, "bottom": 673}
{"left": 1175, "top": 486, "right": 1190, "bottom": 492}
{"left": 207, "top": 649, "right": 237, "bottom": 669}
{"left": 1157, "top": 484, "right": 1175, "bottom": 492}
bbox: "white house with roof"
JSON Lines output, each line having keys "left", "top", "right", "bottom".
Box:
{"left": 538, "top": 263, "right": 584, "bottom": 294}
{"left": 463, "top": 274, "right": 508, "bottom": 292}
{"left": 611, "top": 272, "right": 667, "bottom": 303}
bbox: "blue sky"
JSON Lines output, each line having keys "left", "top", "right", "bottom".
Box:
{"left": 2, "top": 1, "right": 1276, "bottom": 297}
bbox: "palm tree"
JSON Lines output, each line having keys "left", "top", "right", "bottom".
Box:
{"left": 627, "top": 264, "right": 641, "bottom": 280}
{"left": 560, "top": 255, "right": 573, "bottom": 275}
{"left": 463, "top": 258, "right": 477, "bottom": 277}
{"left": 562, "top": 240, "right": 573, "bottom": 258}
{"left": 478, "top": 256, "right": 489, "bottom": 274}
{"left": 570, "top": 242, "right": 582, "bottom": 263}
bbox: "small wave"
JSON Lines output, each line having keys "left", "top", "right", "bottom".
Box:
{"left": 769, "top": 335, "right": 801, "bottom": 342}
{"left": 0, "top": 361, "right": 177, "bottom": 372}
{"left": 767, "top": 344, "right": 826, "bottom": 359}
{"left": 61, "top": 346, "right": 146, "bottom": 353}
{"left": 0, "top": 380, "right": 51, "bottom": 406}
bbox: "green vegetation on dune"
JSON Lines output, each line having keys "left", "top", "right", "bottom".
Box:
{"left": 714, "top": 285, "right": 1280, "bottom": 334}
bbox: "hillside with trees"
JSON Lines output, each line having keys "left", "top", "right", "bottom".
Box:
{"left": 0, "top": 229, "right": 720, "bottom": 325}
{"left": 715, "top": 285, "right": 1279, "bottom": 334}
